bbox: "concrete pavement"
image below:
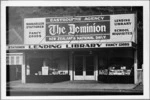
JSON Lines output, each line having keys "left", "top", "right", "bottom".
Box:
{"left": 6, "top": 80, "right": 143, "bottom": 96}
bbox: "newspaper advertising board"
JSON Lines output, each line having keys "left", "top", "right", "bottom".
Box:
{"left": 24, "top": 14, "right": 135, "bottom": 44}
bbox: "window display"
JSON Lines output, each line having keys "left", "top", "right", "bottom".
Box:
{"left": 32, "top": 61, "right": 68, "bottom": 75}
{"left": 99, "top": 64, "right": 132, "bottom": 75}
{"left": 31, "top": 63, "right": 69, "bottom": 76}
{"left": 28, "top": 52, "right": 69, "bottom": 76}
{"left": 99, "top": 57, "right": 133, "bottom": 76}
{"left": 108, "top": 65, "right": 131, "bottom": 75}
{"left": 99, "top": 69, "right": 108, "bottom": 75}
{"left": 26, "top": 51, "right": 70, "bottom": 83}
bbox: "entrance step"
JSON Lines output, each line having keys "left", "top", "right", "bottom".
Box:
{"left": 69, "top": 80, "right": 98, "bottom": 84}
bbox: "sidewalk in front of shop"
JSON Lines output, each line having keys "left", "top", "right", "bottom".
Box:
{"left": 7, "top": 80, "right": 143, "bottom": 95}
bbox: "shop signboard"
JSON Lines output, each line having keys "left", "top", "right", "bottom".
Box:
{"left": 45, "top": 16, "right": 110, "bottom": 41}
{"left": 7, "top": 42, "right": 134, "bottom": 50}
{"left": 24, "top": 14, "right": 135, "bottom": 44}
{"left": 24, "top": 18, "right": 46, "bottom": 44}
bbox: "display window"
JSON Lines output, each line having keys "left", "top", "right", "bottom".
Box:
{"left": 99, "top": 57, "right": 134, "bottom": 76}
{"left": 108, "top": 57, "right": 134, "bottom": 75}
{"left": 27, "top": 51, "right": 69, "bottom": 76}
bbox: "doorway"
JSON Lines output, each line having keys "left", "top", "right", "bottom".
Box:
{"left": 7, "top": 65, "right": 22, "bottom": 82}
{"left": 74, "top": 55, "right": 95, "bottom": 80}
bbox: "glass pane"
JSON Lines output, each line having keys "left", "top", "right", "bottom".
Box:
{"left": 6, "top": 56, "right": 9, "bottom": 65}
{"left": 11, "top": 56, "right": 14, "bottom": 65}
{"left": 16, "top": 56, "right": 20, "bottom": 65}
{"left": 86, "top": 70, "right": 94, "bottom": 75}
{"left": 75, "top": 56, "right": 83, "bottom": 75}
{"left": 86, "top": 56, "right": 94, "bottom": 75}
{"left": 75, "top": 71, "right": 83, "bottom": 75}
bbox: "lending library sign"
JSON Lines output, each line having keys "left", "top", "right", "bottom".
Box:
{"left": 7, "top": 42, "right": 133, "bottom": 50}
{"left": 24, "top": 14, "right": 135, "bottom": 44}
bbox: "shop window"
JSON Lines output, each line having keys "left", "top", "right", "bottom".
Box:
{"left": 28, "top": 54, "right": 69, "bottom": 76}
{"left": 99, "top": 57, "right": 134, "bottom": 76}
{"left": 29, "top": 58, "right": 43, "bottom": 75}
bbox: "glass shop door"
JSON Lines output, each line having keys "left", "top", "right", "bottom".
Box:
{"left": 74, "top": 55, "right": 95, "bottom": 80}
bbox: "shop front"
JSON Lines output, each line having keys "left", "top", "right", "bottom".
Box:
{"left": 7, "top": 14, "right": 138, "bottom": 84}
{"left": 7, "top": 45, "right": 136, "bottom": 83}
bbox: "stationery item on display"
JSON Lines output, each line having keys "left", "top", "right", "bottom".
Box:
{"left": 108, "top": 69, "right": 131, "bottom": 75}
{"left": 38, "top": 71, "right": 42, "bottom": 75}
{"left": 52, "top": 68, "right": 58, "bottom": 75}
{"left": 59, "top": 71, "right": 67, "bottom": 75}
{"left": 124, "top": 70, "right": 131, "bottom": 75}
{"left": 35, "top": 73, "right": 38, "bottom": 75}
{"left": 42, "top": 66, "right": 49, "bottom": 75}
{"left": 99, "top": 69, "right": 108, "bottom": 75}
{"left": 121, "top": 66, "right": 126, "bottom": 70}
{"left": 26, "top": 65, "right": 30, "bottom": 75}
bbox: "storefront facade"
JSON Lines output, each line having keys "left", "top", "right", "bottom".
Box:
{"left": 7, "top": 14, "right": 138, "bottom": 84}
